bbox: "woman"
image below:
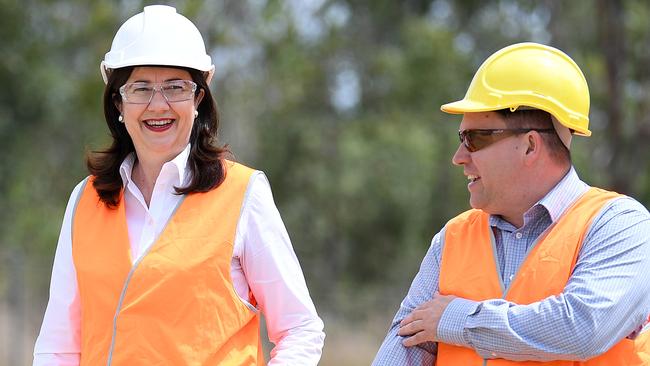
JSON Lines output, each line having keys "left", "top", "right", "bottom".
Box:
{"left": 33, "top": 5, "right": 324, "bottom": 365}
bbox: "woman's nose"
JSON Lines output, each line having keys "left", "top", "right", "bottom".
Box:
{"left": 147, "top": 88, "right": 170, "bottom": 111}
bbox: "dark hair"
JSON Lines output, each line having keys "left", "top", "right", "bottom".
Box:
{"left": 496, "top": 108, "right": 570, "bottom": 164}
{"left": 87, "top": 66, "right": 230, "bottom": 208}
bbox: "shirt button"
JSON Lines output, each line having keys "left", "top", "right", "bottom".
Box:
{"left": 509, "top": 274, "right": 514, "bottom": 281}
{"left": 491, "top": 352, "right": 497, "bottom": 357}
{"left": 515, "top": 232, "right": 523, "bottom": 239}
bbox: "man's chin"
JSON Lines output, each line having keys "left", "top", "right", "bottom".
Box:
{"left": 468, "top": 196, "right": 484, "bottom": 210}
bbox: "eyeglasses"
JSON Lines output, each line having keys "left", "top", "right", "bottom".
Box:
{"left": 458, "top": 128, "right": 555, "bottom": 152}
{"left": 119, "top": 80, "right": 197, "bottom": 104}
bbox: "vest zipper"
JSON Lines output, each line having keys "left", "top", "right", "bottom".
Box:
{"left": 106, "top": 247, "right": 152, "bottom": 365}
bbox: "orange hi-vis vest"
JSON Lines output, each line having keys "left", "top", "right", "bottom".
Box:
{"left": 437, "top": 187, "right": 650, "bottom": 366}
{"left": 71, "top": 161, "right": 264, "bottom": 366}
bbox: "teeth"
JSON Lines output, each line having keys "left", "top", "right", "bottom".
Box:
{"left": 467, "top": 175, "right": 480, "bottom": 181}
{"left": 145, "top": 119, "right": 173, "bottom": 126}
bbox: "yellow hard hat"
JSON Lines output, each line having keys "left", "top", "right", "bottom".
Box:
{"left": 441, "top": 42, "right": 591, "bottom": 136}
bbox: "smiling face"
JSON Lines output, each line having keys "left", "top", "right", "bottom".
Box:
{"left": 452, "top": 111, "right": 528, "bottom": 222}
{"left": 118, "top": 66, "right": 204, "bottom": 164}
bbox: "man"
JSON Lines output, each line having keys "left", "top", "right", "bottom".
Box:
{"left": 373, "top": 42, "right": 650, "bottom": 365}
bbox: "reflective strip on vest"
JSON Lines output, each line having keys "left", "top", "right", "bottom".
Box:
{"left": 437, "top": 187, "right": 650, "bottom": 365}
{"left": 72, "top": 160, "right": 264, "bottom": 365}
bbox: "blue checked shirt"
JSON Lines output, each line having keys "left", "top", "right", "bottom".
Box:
{"left": 373, "top": 167, "right": 650, "bottom": 364}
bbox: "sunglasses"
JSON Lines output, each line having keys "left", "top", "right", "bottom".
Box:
{"left": 458, "top": 128, "right": 555, "bottom": 152}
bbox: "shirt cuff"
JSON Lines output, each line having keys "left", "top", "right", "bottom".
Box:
{"left": 437, "top": 297, "right": 480, "bottom": 347}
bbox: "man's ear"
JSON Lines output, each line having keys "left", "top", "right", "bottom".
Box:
{"left": 523, "top": 132, "right": 544, "bottom": 166}
{"left": 525, "top": 134, "right": 536, "bottom": 155}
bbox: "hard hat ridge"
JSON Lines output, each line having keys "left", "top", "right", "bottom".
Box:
{"left": 100, "top": 5, "right": 215, "bottom": 84}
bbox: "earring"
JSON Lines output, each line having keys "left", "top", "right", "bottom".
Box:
{"left": 194, "top": 110, "right": 199, "bottom": 118}
{"left": 118, "top": 115, "right": 124, "bottom": 123}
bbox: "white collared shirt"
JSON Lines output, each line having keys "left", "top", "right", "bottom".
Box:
{"left": 33, "top": 145, "right": 325, "bottom": 365}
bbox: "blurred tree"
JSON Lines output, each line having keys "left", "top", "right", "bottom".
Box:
{"left": 220, "top": 0, "right": 475, "bottom": 317}
{"left": 594, "top": 0, "right": 650, "bottom": 200}
{"left": 0, "top": 1, "right": 120, "bottom": 362}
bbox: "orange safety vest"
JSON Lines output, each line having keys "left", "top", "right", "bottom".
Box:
{"left": 437, "top": 187, "right": 650, "bottom": 366}
{"left": 71, "top": 161, "right": 264, "bottom": 366}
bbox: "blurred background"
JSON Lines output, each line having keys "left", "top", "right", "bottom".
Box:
{"left": 1, "top": 0, "right": 649, "bottom": 364}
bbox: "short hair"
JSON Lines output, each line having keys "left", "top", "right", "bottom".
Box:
{"left": 87, "top": 66, "right": 230, "bottom": 208}
{"left": 495, "top": 108, "right": 570, "bottom": 164}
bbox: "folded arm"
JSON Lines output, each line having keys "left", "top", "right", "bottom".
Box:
{"left": 436, "top": 198, "right": 650, "bottom": 361}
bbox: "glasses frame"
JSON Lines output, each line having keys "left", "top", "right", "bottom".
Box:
{"left": 458, "top": 128, "right": 555, "bottom": 152}
{"left": 119, "top": 80, "right": 198, "bottom": 104}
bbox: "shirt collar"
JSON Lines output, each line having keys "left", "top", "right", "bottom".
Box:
{"left": 489, "top": 166, "right": 589, "bottom": 228}
{"left": 119, "top": 144, "right": 192, "bottom": 188}
{"left": 535, "top": 166, "right": 589, "bottom": 222}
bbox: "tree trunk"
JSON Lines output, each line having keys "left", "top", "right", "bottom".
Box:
{"left": 597, "top": 0, "right": 628, "bottom": 193}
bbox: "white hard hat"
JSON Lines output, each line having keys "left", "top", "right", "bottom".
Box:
{"left": 100, "top": 5, "right": 214, "bottom": 84}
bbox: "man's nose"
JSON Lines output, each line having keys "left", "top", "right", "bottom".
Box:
{"left": 452, "top": 143, "right": 470, "bottom": 166}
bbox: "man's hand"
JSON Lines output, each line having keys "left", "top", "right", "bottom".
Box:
{"left": 398, "top": 293, "right": 457, "bottom": 347}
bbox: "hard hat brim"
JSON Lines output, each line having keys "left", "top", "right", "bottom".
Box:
{"left": 100, "top": 61, "right": 215, "bottom": 85}
{"left": 440, "top": 99, "right": 496, "bottom": 115}
{"left": 440, "top": 98, "right": 592, "bottom": 137}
